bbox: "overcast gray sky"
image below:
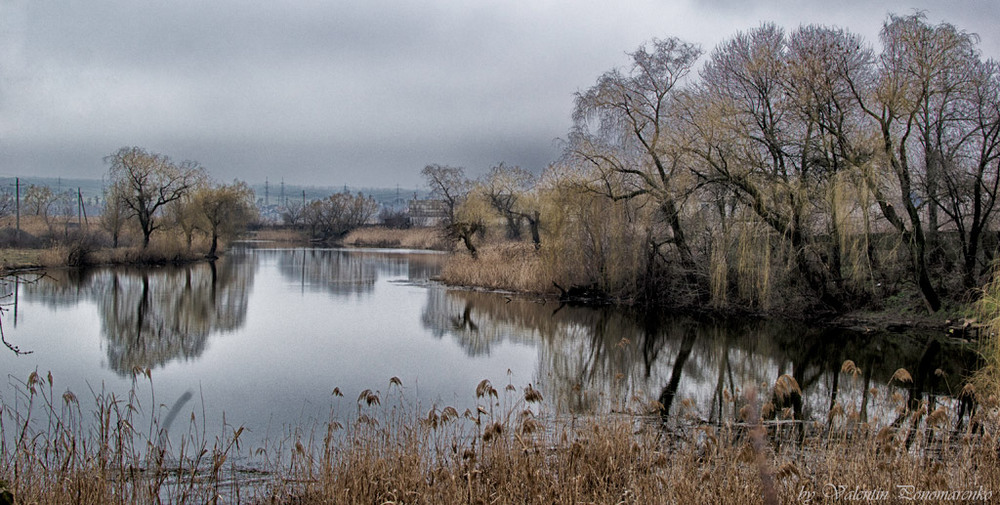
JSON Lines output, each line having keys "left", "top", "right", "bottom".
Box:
{"left": 2, "top": 1, "right": 998, "bottom": 188}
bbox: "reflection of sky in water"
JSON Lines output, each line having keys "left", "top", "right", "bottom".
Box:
{"left": 0, "top": 247, "right": 976, "bottom": 449}
{"left": 0, "top": 249, "right": 536, "bottom": 447}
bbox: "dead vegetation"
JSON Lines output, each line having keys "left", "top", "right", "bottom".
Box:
{"left": 1, "top": 367, "right": 997, "bottom": 504}
{"left": 440, "top": 242, "right": 554, "bottom": 294}
{"left": 342, "top": 226, "right": 449, "bottom": 250}
{"left": 0, "top": 215, "right": 231, "bottom": 271}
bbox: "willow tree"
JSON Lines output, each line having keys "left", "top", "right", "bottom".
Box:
{"left": 680, "top": 24, "right": 881, "bottom": 312}
{"left": 842, "top": 13, "right": 989, "bottom": 311}
{"left": 105, "top": 146, "right": 205, "bottom": 248}
{"left": 480, "top": 163, "right": 543, "bottom": 247}
{"left": 194, "top": 180, "right": 257, "bottom": 258}
{"left": 942, "top": 58, "right": 1000, "bottom": 289}
{"left": 302, "top": 191, "right": 378, "bottom": 241}
{"left": 896, "top": 25, "right": 1000, "bottom": 291}
{"left": 422, "top": 164, "right": 482, "bottom": 256}
{"left": 101, "top": 186, "right": 129, "bottom": 248}
{"left": 569, "top": 37, "right": 703, "bottom": 299}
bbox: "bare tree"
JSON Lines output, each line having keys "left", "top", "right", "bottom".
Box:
{"left": 481, "top": 163, "right": 536, "bottom": 241}
{"left": 0, "top": 191, "right": 13, "bottom": 218}
{"left": 421, "top": 164, "right": 482, "bottom": 256}
{"left": 569, "top": 37, "right": 702, "bottom": 286}
{"left": 167, "top": 193, "right": 203, "bottom": 251}
{"left": 421, "top": 164, "right": 471, "bottom": 225}
{"left": 843, "top": 13, "right": 985, "bottom": 311}
{"left": 939, "top": 58, "right": 1000, "bottom": 289}
{"left": 195, "top": 180, "right": 257, "bottom": 258}
{"left": 281, "top": 199, "right": 305, "bottom": 227}
{"left": 682, "top": 24, "right": 882, "bottom": 312}
{"left": 23, "top": 184, "right": 54, "bottom": 219}
{"left": 303, "top": 192, "right": 378, "bottom": 241}
{"left": 105, "top": 146, "right": 206, "bottom": 248}
{"left": 101, "top": 187, "right": 129, "bottom": 248}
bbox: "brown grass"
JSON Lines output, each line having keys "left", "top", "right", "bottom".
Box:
{"left": 440, "top": 242, "right": 557, "bottom": 294}
{"left": 0, "top": 249, "right": 46, "bottom": 269}
{"left": 0, "top": 216, "right": 234, "bottom": 271}
{"left": 342, "top": 226, "right": 449, "bottom": 250}
{"left": 1, "top": 369, "right": 998, "bottom": 504}
{"left": 247, "top": 227, "right": 309, "bottom": 243}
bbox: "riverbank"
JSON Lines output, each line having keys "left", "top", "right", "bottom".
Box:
{"left": 2, "top": 372, "right": 997, "bottom": 504}
{"left": 0, "top": 240, "right": 218, "bottom": 274}
{"left": 0, "top": 239, "right": 995, "bottom": 503}
{"left": 0, "top": 214, "right": 232, "bottom": 273}
{"left": 250, "top": 226, "right": 450, "bottom": 250}
{"left": 0, "top": 224, "right": 435, "bottom": 272}
{"left": 436, "top": 241, "right": 972, "bottom": 331}
{"left": 0, "top": 227, "right": 973, "bottom": 333}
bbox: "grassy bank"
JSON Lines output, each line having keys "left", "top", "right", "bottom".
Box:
{"left": 2, "top": 370, "right": 997, "bottom": 504}
{"left": 0, "top": 216, "right": 255, "bottom": 272}
{"left": 247, "top": 226, "right": 450, "bottom": 250}
{"left": 342, "top": 226, "right": 449, "bottom": 250}
{"left": 440, "top": 241, "right": 554, "bottom": 294}
{"left": 436, "top": 240, "right": 975, "bottom": 327}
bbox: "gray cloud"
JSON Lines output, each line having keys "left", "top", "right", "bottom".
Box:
{"left": 2, "top": 0, "right": 998, "bottom": 188}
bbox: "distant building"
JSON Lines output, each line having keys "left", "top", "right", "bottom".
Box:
{"left": 408, "top": 199, "right": 448, "bottom": 227}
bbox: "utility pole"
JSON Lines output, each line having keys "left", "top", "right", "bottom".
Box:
{"left": 281, "top": 178, "right": 285, "bottom": 207}
{"left": 79, "top": 188, "right": 88, "bottom": 227}
{"left": 265, "top": 177, "right": 269, "bottom": 206}
{"left": 15, "top": 177, "right": 20, "bottom": 245}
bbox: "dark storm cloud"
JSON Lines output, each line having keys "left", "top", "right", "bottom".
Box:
{"left": 2, "top": 1, "right": 998, "bottom": 187}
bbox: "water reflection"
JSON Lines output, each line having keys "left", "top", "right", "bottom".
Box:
{"left": 422, "top": 289, "right": 975, "bottom": 422}
{"left": 268, "top": 248, "right": 444, "bottom": 296}
{"left": 22, "top": 258, "right": 253, "bottom": 375}
{"left": 3, "top": 247, "right": 975, "bottom": 434}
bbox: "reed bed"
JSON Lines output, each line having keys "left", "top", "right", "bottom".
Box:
{"left": 342, "top": 226, "right": 449, "bottom": 250}
{"left": 0, "top": 215, "right": 226, "bottom": 270}
{"left": 245, "top": 228, "right": 307, "bottom": 244}
{"left": 440, "top": 242, "right": 556, "bottom": 294}
{"left": 1, "top": 369, "right": 998, "bottom": 504}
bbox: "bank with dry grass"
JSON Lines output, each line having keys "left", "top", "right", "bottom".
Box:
{"left": 2, "top": 368, "right": 998, "bottom": 504}
{"left": 0, "top": 216, "right": 232, "bottom": 273}
{"left": 440, "top": 241, "right": 555, "bottom": 295}
{"left": 342, "top": 226, "right": 449, "bottom": 250}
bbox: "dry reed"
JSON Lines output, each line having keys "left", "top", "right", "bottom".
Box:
{"left": 439, "top": 242, "right": 556, "bottom": 294}
{"left": 342, "top": 226, "right": 449, "bottom": 250}
{"left": 2, "top": 368, "right": 998, "bottom": 504}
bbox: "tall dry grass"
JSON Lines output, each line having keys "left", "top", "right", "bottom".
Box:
{"left": 2, "top": 367, "right": 997, "bottom": 504}
{"left": 973, "top": 270, "right": 1000, "bottom": 409}
{"left": 342, "top": 226, "right": 449, "bottom": 250}
{"left": 0, "top": 215, "right": 231, "bottom": 270}
{"left": 440, "top": 242, "right": 556, "bottom": 294}
{"left": 246, "top": 228, "right": 307, "bottom": 243}
{"left": 0, "top": 370, "right": 247, "bottom": 504}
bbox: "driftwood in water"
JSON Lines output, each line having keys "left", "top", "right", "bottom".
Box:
{"left": 552, "top": 282, "right": 608, "bottom": 304}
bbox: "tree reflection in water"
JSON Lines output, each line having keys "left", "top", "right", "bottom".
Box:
{"left": 422, "top": 288, "right": 976, "bottom": 422}
{"left": 22, "top": 257, "right": 253, "bottom": 375}
{"left": 270, "top": 248, "right": 444, "bottom": 296}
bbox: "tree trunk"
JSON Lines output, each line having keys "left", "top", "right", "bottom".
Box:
{"left": 528, "top": 212, "right": 541, "bottom": 250}
{"left": 207, "top": 232, "right": 219, "bottom": 259}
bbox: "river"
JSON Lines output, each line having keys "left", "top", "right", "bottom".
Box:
{"left": 0, "top": 246, "right": 975, "bottom": 448}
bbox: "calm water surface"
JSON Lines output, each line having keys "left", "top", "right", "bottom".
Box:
{"left": 0, "top": 246, "right": 974, "bottom": 445}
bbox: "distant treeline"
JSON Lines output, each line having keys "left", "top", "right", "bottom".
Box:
{"left": 427, "top": 13, "right": 1000, "bottom": 315}
{"left": 0, "top": 176, "right": 427, "bottom": 214}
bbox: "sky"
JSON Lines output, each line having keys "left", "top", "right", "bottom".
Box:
{"left": 2, "top": 1, "right": 999, "bottom": 189}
